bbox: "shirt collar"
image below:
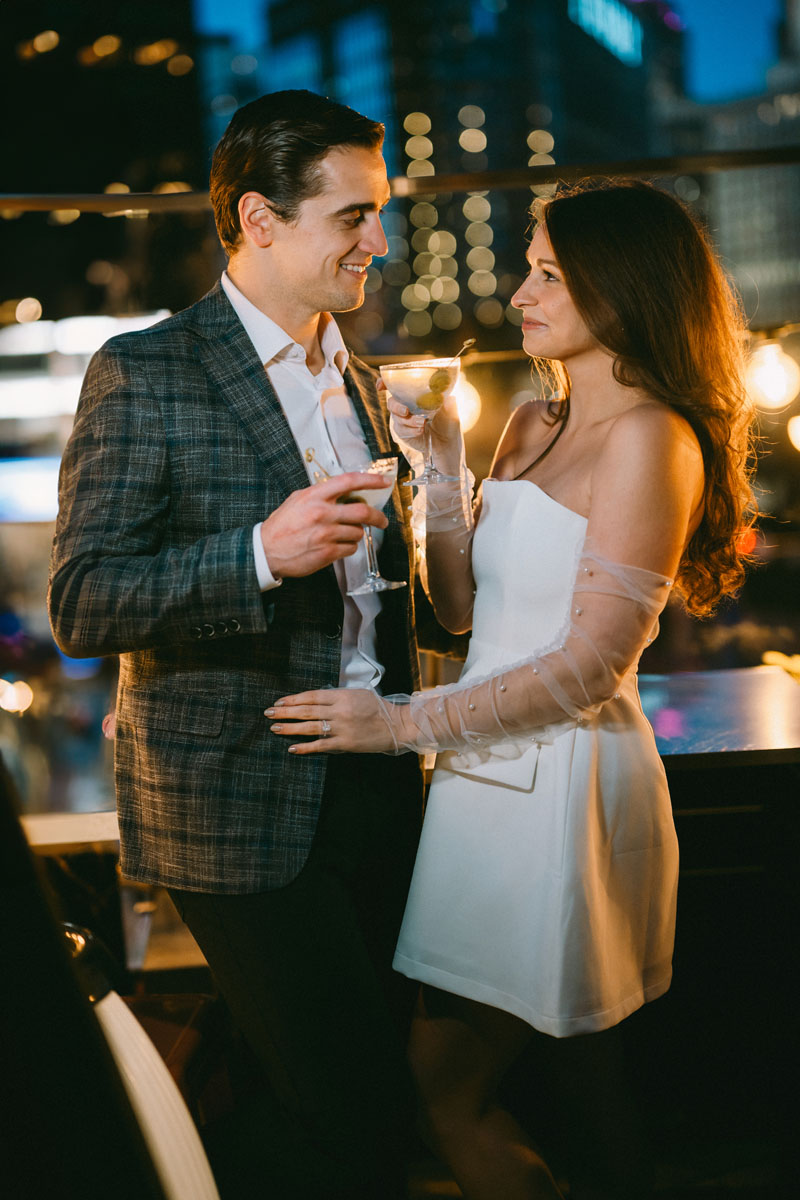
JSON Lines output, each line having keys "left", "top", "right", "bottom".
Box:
{"left": 221, "top": 272, "right": 349, "bottom": 375}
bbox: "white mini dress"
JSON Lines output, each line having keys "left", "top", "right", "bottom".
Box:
{"left": 393, "top": 480, "right": 679, "bottom": 1037}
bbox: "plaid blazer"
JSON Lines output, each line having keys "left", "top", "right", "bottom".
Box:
{"left": 49, "top": 283, "right": 420, "bottom": 892}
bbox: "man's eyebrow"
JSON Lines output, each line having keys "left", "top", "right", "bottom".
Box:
{"left": 330, "top": 194, "right": 392, "bottom": 217}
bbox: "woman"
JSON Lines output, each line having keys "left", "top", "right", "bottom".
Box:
{"left": 267, "top": 180, "right": 756, "bottom": 1197}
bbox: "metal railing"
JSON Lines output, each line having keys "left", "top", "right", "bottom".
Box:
{"left": 2, "top": 144, "right": 799, "bottom": 214}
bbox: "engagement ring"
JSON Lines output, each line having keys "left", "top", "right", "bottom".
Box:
{"left": 321, "top": 720, "right": 331, "bottom": 738}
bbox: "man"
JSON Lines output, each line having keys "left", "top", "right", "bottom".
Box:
{"left": 49, "top": 91, "right": 423, "bottom": 1199}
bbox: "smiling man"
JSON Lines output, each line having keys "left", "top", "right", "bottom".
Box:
{"left": 49, "top": 91, "right": 423, "bottom": 1199}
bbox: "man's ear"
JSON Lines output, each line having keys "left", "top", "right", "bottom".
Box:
{"left": 238, "top": 192, "right": 276, "bottom": 248}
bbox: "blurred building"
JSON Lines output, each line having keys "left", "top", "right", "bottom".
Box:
{"left": 257, "top": 0, "right": 687, "bottom": 351}
{"left": 658, "top": 0, "right": 799, "bottom": 332}
{"left": 1, "top": 0, "right": 213, "bottom": 320}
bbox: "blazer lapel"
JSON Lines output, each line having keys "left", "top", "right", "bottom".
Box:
{"left": 189, "top": 284, "right": 309, "bottom": 495}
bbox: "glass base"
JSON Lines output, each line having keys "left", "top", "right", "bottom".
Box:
{"left": 347, "top": 577, "right": 407, "bottom": 596}
{"left": 403, "top": 466, "right": 461, "bottom": 488}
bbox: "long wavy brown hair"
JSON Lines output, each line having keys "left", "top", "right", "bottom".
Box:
{"left": 534, "top": 178, "right": 757, "bottom": 618}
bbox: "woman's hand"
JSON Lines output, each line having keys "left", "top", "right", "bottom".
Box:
{"left": 265, "top": 687, "right": 407, "bottom": 755}
{"left": 381, "top": 379, "right": 463, "bottom": 472}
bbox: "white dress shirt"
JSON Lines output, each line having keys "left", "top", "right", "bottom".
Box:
{"left": 220, "top": 271, "right": 385, "bottom": 690}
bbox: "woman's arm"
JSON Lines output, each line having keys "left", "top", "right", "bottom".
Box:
{"left": 269, "top": 404, "right": 705, "bottom": 755}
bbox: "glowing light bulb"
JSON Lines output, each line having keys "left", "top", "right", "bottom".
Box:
{"left": 453, "top": 377, "right": 481, "bottom": 432}
{"left": 746, "top": 341, "right": 800, "bottom": 412}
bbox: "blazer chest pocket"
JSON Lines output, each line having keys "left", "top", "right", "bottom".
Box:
{"left": 124, "top": 688, "right": 229, "bottom": 739}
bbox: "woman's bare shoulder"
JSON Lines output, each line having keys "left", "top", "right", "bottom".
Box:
{"left": 599, "top": 399, "right": 704, "bottom": 490}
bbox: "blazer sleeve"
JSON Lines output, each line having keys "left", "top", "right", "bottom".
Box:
{"left": 48, "top": 339, "right": 269, "bottom": 658}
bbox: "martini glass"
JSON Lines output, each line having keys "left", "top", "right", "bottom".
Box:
{"left": 379, "top": 358, "right": 461, "bottom": 487}
{"left": 306, "top": 449, "right": 406, "bottom": 595}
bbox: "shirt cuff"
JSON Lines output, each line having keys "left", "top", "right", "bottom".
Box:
{"left": 252, "top": 523, "right": 282, "bottom": 591}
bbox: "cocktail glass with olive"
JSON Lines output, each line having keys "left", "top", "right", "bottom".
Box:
{"left": 379, "top": 358, "right": 461, "bottom": 486}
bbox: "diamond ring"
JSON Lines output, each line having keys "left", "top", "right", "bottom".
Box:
{"left": 321, "top": 719, "right": 331, "bottom": 738}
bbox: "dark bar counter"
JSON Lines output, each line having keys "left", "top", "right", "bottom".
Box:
{"left": 626, "top": 665, "right": 797, "bottom": 1187}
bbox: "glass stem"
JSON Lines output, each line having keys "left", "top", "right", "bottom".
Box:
{"left": 363, "top": 527, "right": 380, "bottom": 579}
{"left": 423, "top": 419, "right": 435, "bottom": 474}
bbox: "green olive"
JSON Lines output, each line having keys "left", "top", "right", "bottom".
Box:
{"left": 415, "top": 391, "right": 444, "bottom": 411}
{"left": 428, "top": 368, "right": 452, "bottom": 392}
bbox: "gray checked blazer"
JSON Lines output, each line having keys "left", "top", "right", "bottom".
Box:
{"left": 48, "top": 283, "right": 420, "bottom": 892}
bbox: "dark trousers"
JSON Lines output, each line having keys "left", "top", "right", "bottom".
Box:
{"left": 169, "top": 752, "right": 423, "bottom": 1200}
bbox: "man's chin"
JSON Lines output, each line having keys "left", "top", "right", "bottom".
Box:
{"left": 329, "top": 287, "right": 367, "bottom": 314}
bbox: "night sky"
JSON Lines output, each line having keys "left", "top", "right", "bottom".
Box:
{"left": 193, "top": 0, "right": 785, "bottom": 104}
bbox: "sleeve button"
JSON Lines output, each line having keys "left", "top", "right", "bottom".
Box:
{"left": 190, "top": 626, "right": 203, "bottom": 639}
{"left": 214, "top": 621, "right": 228, "bottom": 635}
{"left": 202, "top": 623, "right": 215, "bottom": 638}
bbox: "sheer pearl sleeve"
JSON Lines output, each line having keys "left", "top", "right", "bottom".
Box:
{"left": 374, "top": 539, "right": 672, "bottom": 754}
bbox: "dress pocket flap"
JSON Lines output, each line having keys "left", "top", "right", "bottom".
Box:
{"left": 437, "top": 740, "right": 541, "bottom": 791}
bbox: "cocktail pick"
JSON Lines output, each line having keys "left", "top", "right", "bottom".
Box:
{"left": 429, "top": 338, "right": 476, "bottom": 393}
{"left": 305, "top": 447, "right": 331, "bottom": 478}
{"left": 449, "top": 337, "right": 476, "bottom": 366}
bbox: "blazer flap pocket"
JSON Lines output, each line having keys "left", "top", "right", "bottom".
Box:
{"left": 126, "top": 689, "right": 228, "bottom": 738}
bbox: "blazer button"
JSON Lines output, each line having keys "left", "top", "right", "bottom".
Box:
{"left": 202, "top": 623, "right": 216, "bottom": 638}
{"left": 325, "top": 623, "right": 342, "bottom": 639}
{"left": 229, "top": 619, "right": 241, "bottom": 632}
{"left": 190, "top": 626, "right": 203, "bottom": 639}
{"left": 214, "top": 621, "right": 228, "bottom": 635}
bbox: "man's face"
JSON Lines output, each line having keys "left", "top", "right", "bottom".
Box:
{"left": 268, "top": 144, "right": 390, "bottom": 320}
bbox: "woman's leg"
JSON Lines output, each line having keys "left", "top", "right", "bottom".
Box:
{"left": 409, "top": 985, "right": 564, "bottom": 1200}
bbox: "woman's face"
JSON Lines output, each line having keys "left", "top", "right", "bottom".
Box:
{"left": 511, "top": 226, "right": 598, "bottom": 364}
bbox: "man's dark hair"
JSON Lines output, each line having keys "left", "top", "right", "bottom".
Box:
{"left": 209, "top": 89, "right": 385, "bottom": 255}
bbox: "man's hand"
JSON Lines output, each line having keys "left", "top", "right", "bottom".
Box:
{"left": 260, "top": 472, "right": 391, "bottom": 579}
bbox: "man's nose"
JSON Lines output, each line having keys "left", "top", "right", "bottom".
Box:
{"left": 360, "top": 214, "right": 388, "bottom": 257}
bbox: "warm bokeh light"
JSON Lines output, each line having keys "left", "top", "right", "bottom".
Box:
{"left": 453, "top": 377, "right": 482, "bottom": 432}
{"left": 167, "top": 54, "right": 194, "bottom": 76}
{"left": 403, "top": 112, "right": 431, "bottom": 135}
{"left": 0, "top": 680, "right": 34, "bottom": 714}
{"left": 787, "top": 415, "right": 800, "bottom": 452}
{"left": 134, "top": 39, "right": 178, "bottom": 66}
{"left": 458, "top": 105, "right": 485, "bottom": 127}
{"left": 153, "top": 181, "right": 192, "bottom": 194}
{"left": 33, "top": 30, "right": 60, "bottom": 53}
{"left": 459, "top": 128, "right": 488, "bottom": 153}
{"left": 406, "top": 160, "right": 435, "bottom": 177}
{"left": 746, "top": 341, "right": 800, "bottom": 411}
{"left": 16, "top": 297, "right": 43, "bottom": 323}
{"left": 527, "top": 129, "right": 555, "bottom": 153}
{"left": 49, "top": 209, "right": 81, "bottom": 225}
{"left": 405, "top": 135, "right": 433, "bottom": 159}
{"left": 104, "top": 182, "right": 131, "bottom": 194}
{"left": 93, "top": 35, "right": 121, "bottom": 58}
